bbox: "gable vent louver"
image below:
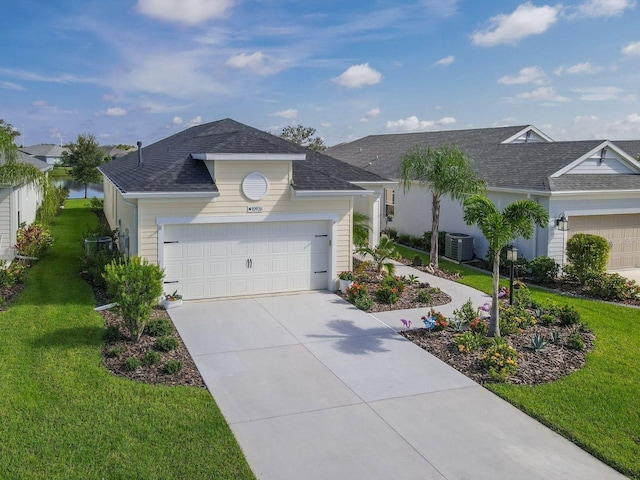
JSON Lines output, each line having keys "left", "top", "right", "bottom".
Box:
{"left": 242, "top": 172, "right": 269, "bottom": 200}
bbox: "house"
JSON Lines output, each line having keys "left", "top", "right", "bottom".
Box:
{"left": 99, "top": 145, "right": 131, "bottom": 160}
{"left": 0, "top": 152, "right": 53, "bottom": 260}
{"left": 22, "top": 144, "right": 67, "bottom": 165}
{"left": 98, "top": 119, "right": 391, "bottom": 300}
{"left": 326, "top": 125, "right": 640, "bottom": 271}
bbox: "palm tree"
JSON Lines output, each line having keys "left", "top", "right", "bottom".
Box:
{"left": 463, "top": 195, "right": 549, "bottom": 337}
{"left": 352, "top": 211, "right": 371, "bottom": 249}
{"left": 0, "top": 120, "right": 47, "bottom": 194}
{"left": 400, "top": 144, "right": 485, "bottom": 268}
{"left": 357, "top": 235, "right": 400, "bottom": 276}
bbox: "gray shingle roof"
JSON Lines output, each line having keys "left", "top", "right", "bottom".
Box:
{"left": 326, "top": 126, "right": 640, "bottom": 192}
{"left": 99, "top": 118, "right": 389, "bottom": 194}
{"left": 614, "top": 140, "right": 640, "bottom": 159}
{"left": 22, "top": 144, "right": 67, "bottom": 158}
{"left": 549, "top": 174, "right": 640, "bottom": 191}
{"left": 17, "top": 151, "right": 52, "bottom": 172}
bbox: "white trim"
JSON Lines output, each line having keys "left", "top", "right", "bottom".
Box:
{"left": 291, "top": 189, "right": 374, "bottom": 198}
{"left": 501, "top": 125, "right": 554, "bottom": 144}
{"left": 488, "top": 186, "right": 552, "bottom": 196}
{"left": 122, "top": 191, "right": 220, "bottom": 199}
{"left": 351, "top": 181, "right": 398, "bottom": 187}
{"left": 550, "top": 189, "right": 640, "bottom": 198}
{"left": 550, "top": 141, "right": 640, "bottom": 178}
{"left": 192, "top": 153, "right": 306, "bottom": 161}
{"left": 156, "top": 212, "right": 339, "bottom": 292}
{"left": 564, "top": 207, "right": 640, "bottom": 217}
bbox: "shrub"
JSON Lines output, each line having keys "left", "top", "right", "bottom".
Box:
{"left": 103, "top": 256, "right": 164, "bottom": 342}
{"left": 163, "top": 360, "right": 183, "bottom": 374}
{"left": 469, "top": 317, "right": 488, "bottom": 335}
{"left": 103, "top": 325, "right": 122, "bottom": 343}
{"left": 353, "top": 294, "right": 374, "bottom": 311}
{"left": 538, "top": 313, "right": 556, "bottom": 326}
{"left": 528, "top": 256, "right": 559, "bottom": 283}
{"left": 566, "top": 331, "right": 585, "bottom": 351}
{"left": 453, "top": 298, "right": 476, "bottom": 324}
{"left": 124, "top": 356, "right": 141, "bottom": 371}
{"left": 346, "top": 282, "right": 368, "bottom": 302}
{"left": 375, "top": 286, "right": 400, "bottom": 304}
{"left": 82, "top": 248, "right": 124, "bottom": 289}
{"left": 144, "top": 318, "right": 174, "bottom": 337}
{"left": 423, "top": 231, "right": 447, "bottom": 254}
{"left": 482, "top": 339, "right": 518, "bottom": 382}
{"left": 556, "top": 305, "right": 581, "bottom": 326}
{"left": 15, "top": 223, "right": 54, "bottom": 259}
{"left": 106, "top": 347, "right": 123, "bottom": 358}
{"left": 0, "top": 260, "right": 28, "bottom": 288}
{"left": 143, "top": 350, "right": 162, "bottom": 366}
{"left": 512, "top": 283, "right": 533, "bottom": 309}
{"left": 90, "top": 197, "right": 104, "bottom": 210}
{"left": 153, "top": 336, "right": 179, "bottom": 352}
{"left": 35, "top": 184, "right": 68, "bottom": 225}
{"left": 565, "top": 233, "right": 610, "bottom": 284}
{"left": 454, "top": 331, "right": 483, "bottom": 353}
{"left": 381, "top": 275, "right": 405, "bottom": 292}
{"left": 585, "top": 273, "right": 640, "bottom": 301}
{"left": 413, "top": 288, "right": 432, "bottom": 304}
{"left": 499, "top": 305, "right": 536, "bottom": 335}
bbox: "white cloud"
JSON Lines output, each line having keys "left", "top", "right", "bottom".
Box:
{"left": 385, "top": 115, "right": 456, "bottom": 132}
{"left": 555, "top": 62, "right": 603, "bottom": 75}
{"left": 573, "top": 115, "right": 598, "bottom": 123}
{"left": 622, "top": 41, "right": 640, "bottom": 56}
{"left": 571, "top": 86, "right": 623, "bottom": 101}
{"left": 422, "top": 0, "right": 459, "bottom": 17}
{"left": 136, "top": 0, "right": 234, "bottom": 25}
{"left": 332, "top": 63, "right": 382, "bottom": 88}
{"left": 105, "top": 107, "right": 127, "bottom": 117}
{"left": 186, "top": 115, "right": 203, "bottom": 127}
{"left": 172, "top": 116, "right": 183, "bottom": 125}
{"left": 360, "top": 107, "right": 381, "bottom": 123}
{"left": 628, "top": 113, "right": 640, "bottom": 122}
{"left": 0, "top": 81, "right": 23, "bottom": 91}
{"left": 435, "top": 55, "right": 455, "bottom": 66}
{"left": 498, "top": 66, "right": 547, "bottom": 85}
{"left": 576, "top": 0, "right": 635, "bottom": 17}
{"left": 226, "top": 52, "right": 282, "bottom": 76}
{"left": 33, "top": 100, "right": 49, "bottom": 107}
{"left": 472, "top": 2, "right": 559, "bottom": 47}
{"left": 273, "top": 109, "right": 298, "bottom": 119}
{"left": 517, "top": 86, "right": 570, "bottom": 103}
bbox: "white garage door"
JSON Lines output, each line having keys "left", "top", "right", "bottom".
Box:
{"left": 162, "top": 221, "right": 330, "bottom": 299}
{"left": 570, "top": 214, "right": 640, "bottom": 269}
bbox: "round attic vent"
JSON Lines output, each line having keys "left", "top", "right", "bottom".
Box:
{"left": 242, "top": 172, "right": 269, "bottom": 200}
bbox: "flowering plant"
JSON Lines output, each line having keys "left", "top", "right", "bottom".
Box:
{"left": 162, "top": 290, "right": 183, "bottom": 301}
{"left": 421, "top": 308, "right": 448, "bottom": 331}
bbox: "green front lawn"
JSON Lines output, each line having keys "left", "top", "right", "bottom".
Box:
{"left": 396, "top": 245, "right": 640, "bottom": 479}
{"left": 0, "top": 200, "right": 255, "bottom": 479}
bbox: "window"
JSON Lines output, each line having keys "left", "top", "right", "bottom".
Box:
{"left": 385, "top": 188, "right": 395, "bottom": 217}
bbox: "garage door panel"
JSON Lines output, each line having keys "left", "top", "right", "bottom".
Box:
{"left": 164, "top": 221, "right": 330, "bottom": 299}
{"left": 570, "top": 214, "right": 640, "bottom": 269}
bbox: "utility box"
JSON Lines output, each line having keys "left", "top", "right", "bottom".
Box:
{"left": 444, "top": 233, "right": 474, "bottom": 262}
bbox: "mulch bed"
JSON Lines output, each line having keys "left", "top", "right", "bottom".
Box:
{"left": 91, "top": 277, "right": 205, "bottom": 388}
{"left": 401, "top": 324, "right": 594, "bottom": 385}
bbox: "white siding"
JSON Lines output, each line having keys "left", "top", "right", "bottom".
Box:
{"left": 392, "top": 183, "right": 550, "bottom": 261}
{"left": 565, "top": 150, "right": 634, "bottom": 174}
{"left": 102, "top": 177, "right": 137, "bottom": 255}
{"left": 0, "top": 189, "right": 12, "bottom": 261}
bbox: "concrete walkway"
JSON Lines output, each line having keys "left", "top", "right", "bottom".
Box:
{"left": 168, "top": 272, "right": 626, "bottom": 479}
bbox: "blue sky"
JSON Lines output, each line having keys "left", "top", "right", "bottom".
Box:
{"left": 1, "top": 0, "right": 639, "bottom": 147}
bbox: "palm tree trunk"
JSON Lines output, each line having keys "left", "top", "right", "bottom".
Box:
{"left": 430, "top": 194, "right": 441, "bottom": 268}
{"left": 489, "top": 252, "right": 501, "bottom": 337}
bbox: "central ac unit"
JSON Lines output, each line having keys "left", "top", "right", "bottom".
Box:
{"left": 444, "top": 233, "right": 474, "bottom": 262}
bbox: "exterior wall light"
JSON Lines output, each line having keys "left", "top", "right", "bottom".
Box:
{"left": 556, "top": 213, "right": 568, "bottom": 231}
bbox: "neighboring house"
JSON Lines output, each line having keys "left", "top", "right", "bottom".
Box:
{"left": 98, "top": 119, "right": 391, "bottom": 300}
{"left": 99, "top": 145, "right": 131, "bottom": 160}
{"left": 0, "top": 152, "right": 52, "bottom": 260}
{"left": 22, "top": 144, "right": 68, "bottom": 165}
{"left": 326, "top": 125, "right": 640, "bottom": 271}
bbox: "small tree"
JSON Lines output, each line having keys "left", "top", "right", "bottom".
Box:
{"left": 277, "top": 125, "right": 326, "bottom": 151}
{"left": 565, "top": 233, "right": 610, "bottom": 284}
{"left": 463, "top": 195, "right": 549, "bottom": 337}
{"left": 103, "top": 257, "right": 164, "bottom": 342}
{"left": 400, "top": 144, "right": 485, "bottom": 268}
{"left": 353, "top": 212, "right": 371, "bottom": 249}
{"left": 357, "top": 235, "right": 400, "bottom": 276}
{"left": 61, "top": 133, "right": 105, "bottom": 198}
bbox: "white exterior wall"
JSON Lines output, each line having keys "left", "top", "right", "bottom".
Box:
{"left": 392, "top": 182, "right": 551, "bottom": 261}
{"left": 353, "top": 185, "right": 384, "bottom": 247}
{"left": 548, "top": 193, "right": 640, "bottom": 268}
{"left": 0, "top": 189, "right": 12, "bottom": 260}
{"left": 135, "top": 160, "right": 353, "bottom": 280}
{"left": 103, "top": 177, "right": 137, "bottom": 255}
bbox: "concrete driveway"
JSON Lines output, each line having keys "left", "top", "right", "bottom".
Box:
{"left": 168, "top": 291, "right": 625, "bottom": 480}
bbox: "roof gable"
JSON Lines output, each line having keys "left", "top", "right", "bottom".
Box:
{"left": 551, "top": 141, "right": 640, "bottom": 177}
{"left": 500, "top": 125, "right": 553, "bottom": 144}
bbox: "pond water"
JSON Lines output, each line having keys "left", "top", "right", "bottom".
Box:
{"left": 51, "top": 175, "right": 103, "bottom": 199}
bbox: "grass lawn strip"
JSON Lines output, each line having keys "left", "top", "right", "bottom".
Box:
{"left": 396, "top": 245, "right": 639, "bottom": 479}
{"left": 0, "top": 199, "right": 255, "bottom": 480}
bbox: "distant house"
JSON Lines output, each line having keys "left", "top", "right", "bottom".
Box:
{"left": 99, "top": 119, "right": 391, "bottom": 300}
{"left": 22, "top": 144, "right": 67, "bottom": 165}
{"left": 326, "top": 125, "right": 640, "bottom": 271}
{"left": 0, "top": 152, "right": 52, "bottom": 260}
{"left": 99, "top": 145, "right": 131, "bottom": 160}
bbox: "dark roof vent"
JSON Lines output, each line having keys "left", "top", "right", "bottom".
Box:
{"left": 136, "top": 141, "right": 143, "bottom": 166}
